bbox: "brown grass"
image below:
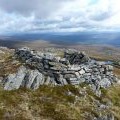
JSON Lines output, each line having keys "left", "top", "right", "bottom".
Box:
{"left": 0, "top": 85, "right": 118, "bottom": 120}
{"left": 0, "top": 49, "right": 21, "bottom": 77}
{"left": 113, "top": 67, "right": 120, "bottom": 78}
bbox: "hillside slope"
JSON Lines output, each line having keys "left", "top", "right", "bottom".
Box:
{"left": 0, "top": 47, "right": 120, "bottom": 120}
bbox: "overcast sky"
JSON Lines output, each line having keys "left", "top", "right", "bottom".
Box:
{"left": 0, "top": 0, "right": 120, "bottom": 34}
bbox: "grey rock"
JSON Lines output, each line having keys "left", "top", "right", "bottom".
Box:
{"left": 78, "top": 78, "right": 85, "bottom": 83}
{"left": 64, "top": 50, "right": 90, "bottom": 65}
{"left": 24, "top": 70, "right": 38, "bottom": 88}
{"left": 61, "top": 78, "right": 68, "bottom": 85}
{"left": 4, "top": 66, "right": 26, "bottom": 90}
{"left": 64, "top": 74, "right": 76, "bottom": 79}
{"left": 31, "top": 74, "right": 44, "bottom": 89}
{"left": 100, "top": 68, "right": 105, "bottom": 73}
{"left": 69, "top": 78, "right": 78, "bottom": 81}
{"left": 68, "top": 65, "right": 81, "bottom": 71}
{"left": 62, "top": 71, "right": 76, "bottom": 74}
{"left": 69, "top": 78, "right": 80, "bottom": 85}
{"left": 3, "top": 65, "right": 45, "bottom": 90}
{"left": 43, "top": 53, "right": 55, "bottom": 60}
{"left": 50, "top": 77, "right": 57, "bottom": 85}
{"left": 94, "top": 114, "right": 114, "bottom": 120}
{"left": 44, "top": 76, "right": 51, "bottom": 85}
{"left": 84, "top": 73, "right": 92, "bottom": 76}
{"left": 44, "top": 64, "right": 49, "bottom": 69}
{"left": 106, "top": 65, "right": 113, "bottom": 71}
{"left": 25, "top": 70, "right": 44, "bottom": 89}
{"left": 106, "top": 72, "right": 112, "bottom": 76}
{"left": 92, "top": 68, "right": 99, "bottom": 72}
{"left": 95, "top": 61, "right": 106, "bottom": 66}
{"left": 75, "top": 72, "right": 80, "bottom": 78}
{"left": 58, "top": 74, "right": 68, "bottom": 85}
{"left": 99, "top": 78, "right": 111, "bottom": 88}
{"left": 79, "top": 69, "right": 85, "bottom": 75}
{"left": 60, "top": 58, "right": 70, "bottom": 65}
{"left": 84, "top": 67, "right": 92, "bottom": 73}
{"left": 91, "top": 84, "right": 97, "bottom": 91}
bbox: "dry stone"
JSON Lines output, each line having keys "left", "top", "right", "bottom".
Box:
{"left": 2, "top": 47, "right": 119, "bottom": 90}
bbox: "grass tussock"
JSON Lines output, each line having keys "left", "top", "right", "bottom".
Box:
{"left": 0, "top": 85, "right": 120, "bottom": 120}
{"left": 100, "top": 85, "right": 120, "bottom": 119}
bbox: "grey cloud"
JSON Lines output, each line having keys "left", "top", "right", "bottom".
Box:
{"left": 90, "top": 5, "right": 113, "bottom": 21}
{"left": 0, "top": 0, "right": 119, "bottom": 33}
{"left": 0, "top": 0, "right": 67, "bottom": 18}
{"left": 91, "top": 11, "right": 112, "bottom": 21}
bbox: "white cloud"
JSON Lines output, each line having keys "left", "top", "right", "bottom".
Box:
{"left": 0, "top": 0, "right": 120, "bottom": 33}
{"left": 0, "top": 10, "right": 35, "bottom": 33}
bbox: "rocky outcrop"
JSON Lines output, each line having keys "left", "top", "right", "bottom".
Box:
{"left": 3, "top": 66, "right": 45, "bottom": 90}
{"left": 64, "top": 50, "right": 90, "bottom": 64}
{"left": 3, "top": 66, "right": 26, "bottom": 90}
{"left": 2, "top": 47, "right": 119, "bottom": 91}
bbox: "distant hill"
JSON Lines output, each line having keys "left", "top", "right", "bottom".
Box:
{"left": 0, "top": 32, "right": 120, "bottom": 46}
